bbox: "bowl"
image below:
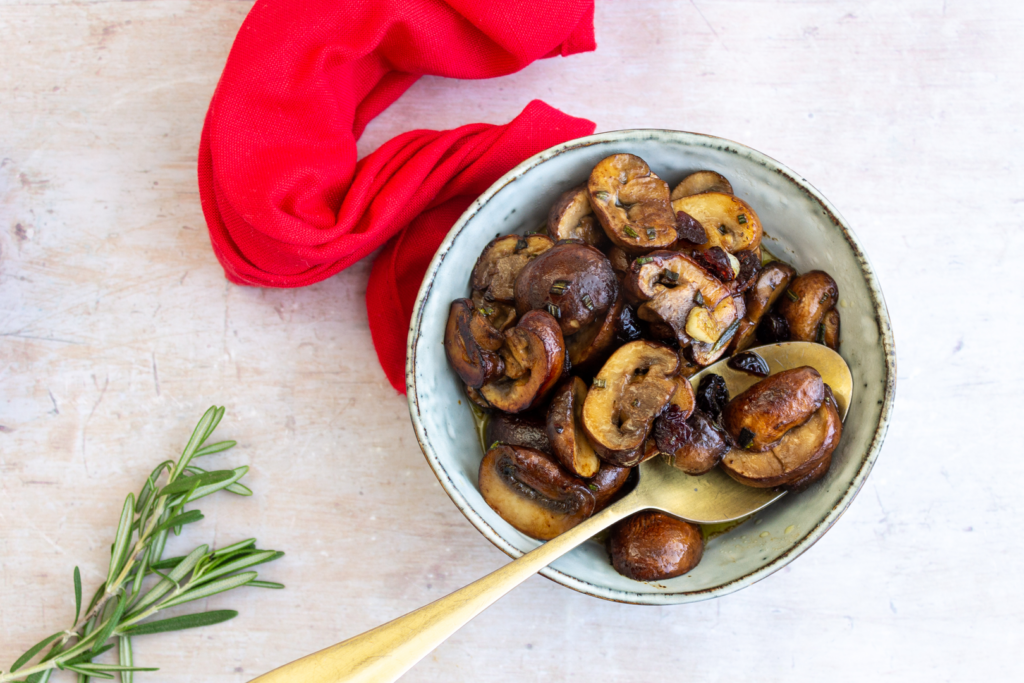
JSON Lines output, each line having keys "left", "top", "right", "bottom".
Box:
{"left": 406, "top": 130, "right": 896, "bottom": 605}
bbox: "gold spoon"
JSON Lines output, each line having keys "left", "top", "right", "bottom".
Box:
{"left": 251, "top": 342, "right": 852, "bottom": 683}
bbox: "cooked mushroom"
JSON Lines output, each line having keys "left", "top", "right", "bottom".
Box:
{"left": 465, "top": 384, "right": 492, "bottom": 410}
{"left": 654, "top": 408, "right": 729, "bottom": 475}
{"left": 444, "top": 299, "right": 505, "bottom": 388}
{"left": 470, "top": 290, "right": 517, "bottom": 332}
{"left": 776, "top": 271, "right": 839, "bottom": 344}
{"left": 670, "top": 192, "right": 762, "bottom": 255}
{"left": 609, "top": 511, "right": 704, "bottom": 581}
{"left": 479, "top": 310, "right": 565, "bottom": 413}
{"left": 514, "top": 241, "right": 618, "bottom": 337}
{"left": 606, "top": 246, "right": 632, "bottom": 281}
{"left": 485, "top": 411, "right": 552, "bottom": 455}
{"left": 566, "top": 294, "right": 624, "bottom": 371}
{"left": 479, "top": 444, "right": 595, "bottom": 540}
{"left": 729, "top": 249, "right": 762, "bottom": 295}
{"left": 721, "top": 367, "right": 825, "bottom": 452}
{"left": 470, "top": 233, "right": 553, "bottom": 303}
{"left": 582, "top": 341, "right": 679, "bottom": 467}
{"left": 721, "top": 392, "right": 842, "bottom": 488}
{"left": 588, "top": 463, "right": 633, "bottom": 512}
{"left": 670, "top": 170, "right": 734, "bottom": 200}
{"left": 732, "top": 261, "right": 796, "bottom": 353}
{"left": 588, "top": 154, "right": 677, "bottom": 254}
{"left": 547, "top": 377, "right": 601, "bottom": 478}
{"left": 548, "top": 185, "right": 609, "bottom": 248}
{"left": 821, "top": 308, "right": 841, "bottom": 350}
{"left": 668, "top": 375, "right": 695, "bottom": 416}
{"left": 625, "top": 251, "right": 740, "bottom": 360}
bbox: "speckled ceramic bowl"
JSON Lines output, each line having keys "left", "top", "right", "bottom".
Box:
{"left": 406, "top": 130, "right": 895, "bottom": 604}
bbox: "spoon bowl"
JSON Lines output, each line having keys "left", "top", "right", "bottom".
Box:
{"left": 252, "top": 342, "right": 853, "bottom": 683}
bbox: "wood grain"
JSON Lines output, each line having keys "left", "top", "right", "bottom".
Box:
{"left": 2, "top": 1, "right": 1022, "bottom": 681}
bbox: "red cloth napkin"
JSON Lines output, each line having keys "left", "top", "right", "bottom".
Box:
{"left": 198, "top": 0, "right": 597, "bottom": 392}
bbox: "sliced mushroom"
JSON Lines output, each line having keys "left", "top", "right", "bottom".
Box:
{"left": 670, "top": 192, "right": 762, "bottom": 255}
{"left": 546, "top": 377, "right": 601, "bottom": 478}
{"left": 514, "top": 241, "right": 618, "bottom": 337}
{"left": 654, "top": 408, "right": 728, "bottom": 475}
{"left": 821, "top": 308, "right": 841, "bottom": 350}
{"left": 470, "top": 290, "right": 517, "bottom": 332}
{"left": 668, "top": 375, "right": 695, "bottom": 416}
{"left": 776, "top": 271, "right": 839, "bottom": 344}
{"left": 588, "top": 463, "right": 633, "bottom": 512}
{"left": 582, "top": 341, "right": 679, "bottom": 467}
{"left": 625, "top": 251, "right": 739, "bottom": 359}
{"left": 465, "top": 384, "right": 492, "bottom": 410}
{"left": 485, "top": 411, "right": 552, "bottom": 455}
{"left": 547, "top": 185, "right": 609, "bottom": 248}
{"left": 480, "top": 310, "right": 565, "bottom": 413}
{"left": 479, "top": 445, "right": 595, "bottom": 540}
{"left": 721, "top": 393, "right": 842, "bottom": 488}
{"left": 722, "top": 367, "right": 825, "bottom": 452}
{"left": 609, "top": 511, "right": 704, "bottom": 581}
{"left": 588, "top": 154, "right": 677, "bottom": 254}
{"left": 470, "top": 233, "right": 553, "bottom": 303}
{"left": 566, "top": 295, "right": 623, "bottom": 371}
{"left": 670, "top": 170, "right": 734, "bottom": 200}
{"left": 732, "top": 261, "right": 796, "bottom": 353}
{"left": 444, "top": 299, "right": 505, "bottom": 388}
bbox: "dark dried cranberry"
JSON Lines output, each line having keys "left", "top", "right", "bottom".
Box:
{"left": 693, "top": 247, "right": 735, "bottom": 283}
{"left": 695, "top": 373, "right": 729, "bottom": 421}
{"left": 756, "top": 311, "right": 791, "bottom": 344}
{"left": 616, "top": 304, "right": 643, "bottom": 343}
{"left": 727, "top": 351, "right": 770, "bottom": 377}
{"left": 675, "top": 210, "right": 708, "bottom": 245}
{"left": 730, "top": 249, "right": 761, "bottom": 294}
{"left": 653, "top": 405, "right": 693, "bottom": 455}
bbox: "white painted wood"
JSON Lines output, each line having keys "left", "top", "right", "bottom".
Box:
{"left": 1, "top": 1, "right": 1021, "bottom": 681}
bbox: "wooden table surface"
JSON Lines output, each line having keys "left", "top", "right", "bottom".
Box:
{"left": 3, "top": 1, "right": 1022, "bottom": 681}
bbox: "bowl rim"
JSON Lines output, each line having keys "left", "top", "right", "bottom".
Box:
{"left": 405, "top": 129, "right": 897, "bottom": 605}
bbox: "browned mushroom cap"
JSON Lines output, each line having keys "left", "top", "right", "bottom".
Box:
{"left": 732, "top": 261, "right": 796, "bottom": 353}
{"left": 609, "top": 511, "right": 704, "bottom": 581}
{"left": 582, "top": 341, "right": 679, "bottom": 466}
{"left": 722, "top": 367, "right": 825, "bottom": 452}
{"left": 547, "top": 185, "right": 609, "bottom": 248}
{"left": 721, "top": 392, "right": 842, "bottom": 488}
{"left": 486, "top": 411, "right": 552, "bottom": 455}
{"left": 566, "top": 294, "right": 623, "bottom": 370}
{"left": 444, "top": 299, "right": 505, "bottom": 388}
{"left": 588, "top": 463, "right": 632, "bottom": 512}
{"left": 821, "top": 308, "right": 841, "bottom": 350}
{"left": 654, "top": 408, "right": 729, "bottom": 475}
{"left": 606, "top": 246, "right": 632, "bottom": 282}
{"left": 480, "top": 310, "right": 565, "bottom": 413}
{"left": 514, "top": 241, "right": 618, "bottom": 337}
{"left": 470, "top": 233, "right": 553, "bottom": 303}
{"left": 479, "top": 444, "right": 596, "bottom": 540}
{"left": 464, "top": 384, "right": 492, "bottom": 411}
{"left": 546, "top": 377, "right": 601, "bottom": 478}
{"left": 776, "top": 271, "right": 839, "bottom": 344}
{"left": 670, "top": 170, "right": 734, "bottom": 200}
{"left": 670, "top": 192, "right": 762, "bottom": 255}
{"left": 588, "top": 154, "right": 677, "bottom": 254}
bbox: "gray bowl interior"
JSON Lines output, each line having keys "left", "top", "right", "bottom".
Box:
{"left": 407, "top": 131, "right": 895, "bottom": 604}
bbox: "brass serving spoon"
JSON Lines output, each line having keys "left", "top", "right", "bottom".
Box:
{"left": 251, "top": 342, "right": 852, "bottom": 683}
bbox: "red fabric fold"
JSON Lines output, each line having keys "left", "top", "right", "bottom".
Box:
{"left": 198, "top": 0, "right": 596, "bottom": 391}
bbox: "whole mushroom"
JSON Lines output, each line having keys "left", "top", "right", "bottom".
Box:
{"left": 609, "top": 511, "right": 704, "bottom": 581}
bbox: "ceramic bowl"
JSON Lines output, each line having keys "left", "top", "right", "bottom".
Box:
{"left": 406, "top": 130, "right": 895, "bottom": 605}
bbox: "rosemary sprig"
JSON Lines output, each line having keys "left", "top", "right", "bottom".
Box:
{"left": 1, "top": 407, "right": 283, "bottom": 683}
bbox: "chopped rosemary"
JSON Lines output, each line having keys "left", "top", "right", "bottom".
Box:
{"left": 594, "top": 191, "right": 611, "bottom": 201}
{"left": 737, "top": 214, "right": 747, "bottom": 225}
{"left": 646, "top": 228, "right": 657, "bottom": 240}
{"left": 515, "top": 238, "right": 528, "bottom": 252}
{"left": 478, "top": 306, "right": 495, "bottom": 317}
{"left": 663, "top": 270, "right": 679, "bottom": 282}
{"left": 489, "top": 441, "right": 501, "bottom": 450}
{"left": 545, "top": 303, "right": 561, "bottom": 319}
{"left": 588, "top": 484, "right": 599, "bottom": 492}
{"left": 819, "top": 293, "right": 830, "bottom": 305}
{"left": 695, "top": 290, "right": 705, "bottom": 306}
{"left": 623, "top": 226, "right": 639, "bottom": 239}
{"left": 717, "top": 224, "right": 727, "bottom": 235}
{"left": 582, "top": 293, "right": 595, "bottom": 311}
{"left": 786, "top": 289, "right": 800, "bottom": 302}
{"left": 737, "top": 428, "right": 755, "bottom": 449}
{"left": 550, "top": 280, "right": 570, "bottom": 295}
{"left": 710, "top": 318, "right": 741, "bottom": 353}
{"left": 634, "top": 256, "right": 653, "bottom": 266}
{"left": 632, "top": 398, "right": 641, "bottom": 407}
{"left": 817, "top": 322, "right": 826, "bottom": 344}
{"left": 592, "top": 379, "right": 607, "bottom": 388}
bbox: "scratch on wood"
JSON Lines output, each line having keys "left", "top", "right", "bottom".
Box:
{"left": 81, "top": 374, "right": 110, "bottom": 475}
{"left": 152, "top": 351, "right": 161, "bottom": 396}
{"left": 48, "top": 389, "right": 60, "bottom": 415}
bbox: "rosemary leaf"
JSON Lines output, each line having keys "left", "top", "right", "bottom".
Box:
{"left": 73, "top": 567, "right": 82, "bottom": 624}
{"left": 192, "top": 551, "right": 284, "bottom": 587}
{"left": 248, "top": 581, "right": 286, "bottom": 590}
{"left": 9, "top": 633, "right": 62, "bottom": 673}
{"left": 119, "top": 610, "right": 239, "bottom": 637}
{"left": 185, "top": 466, "right": 248, "bottom": 503}
{"left": 158, "top": 572, "right": 257, "bottom": 610}
{"left": 225, "top": 482, "right": 253, "bottom": 497}
{"left": 71, "top": 665, "right": 157, "bottom": 674}
{"left": 211, "top": 538, "right": 256, "bottom": 558}
{"left": 90, "top": 593, "right": 127, "bottom": 655}
{"left": 63, "top": 665, "right": 112, "bottom": 680}
{"left": 106, "top": 494, "right": 135, "bottom": 588}
{"left": 118, "top": 636, "right": 133, "bottom": 683}
{"left": 159, "top": 471, "right": 234, "bottom": 499}
{"left": 154, "top": 509, "right": 204, "bottom": 535}
{"left": 193, "top": 440, "right": 236, "bottom": 458}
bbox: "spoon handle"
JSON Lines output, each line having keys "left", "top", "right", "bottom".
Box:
{"left": 249, "top": 495, "right": 642, "bottom": 683}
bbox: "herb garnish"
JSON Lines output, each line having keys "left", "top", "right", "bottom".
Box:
{"left": 582, "top": 293, "right": 595, "bottom": 311}
{"left": 737, "top": 214, "right": 747, "bottom": 225}
{"left": 646, "top": 228, "right": 657, "bottom": 240}
{"left": 545, "top": 303, "right": 561, "bottom": 319}
{"left": 737, "top": 428, "right": 755, "bottom": 449}
{"left": 785, "top": 289, "right": 800, "bottom": 302}
{"left": 592, "top": 379, "right": 607, "bottom": 388}
{"left": 550, "top": 280, "right": 570, "bottom": 295}
{"left": 0, "top": 408, "right": 283, "bottom": 683}
{"left": 695, "top": 290, "right": 705, "bottom": 306}
{"left": 623, "top": 226, "right": 639, "bottom": 239}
